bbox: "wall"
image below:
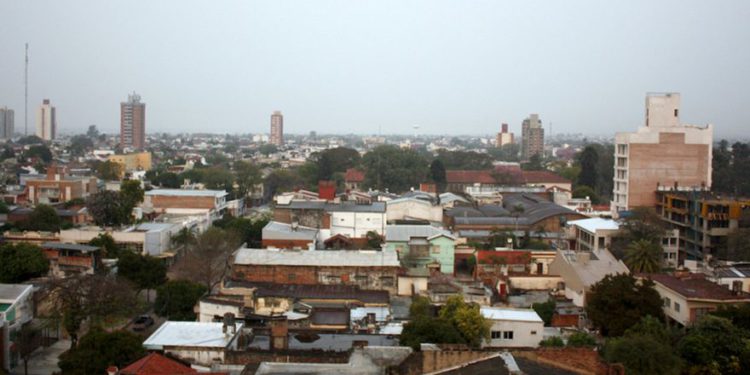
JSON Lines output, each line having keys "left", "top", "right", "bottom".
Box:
{"left": 149, "top": 195, "right": 217, "bottom": 210}
{"left": 484, "top": 319, "right": 544, "bottom": 348}
{"left": 397, "top": 276, "right": 428, "bottom": 296}
{"left": 198, "top": 301, "right": 242, "bottom": 323}
{"left": 330, "top": 211, "right": 385, "bottom": 237}
{"left": 165, "top": 347, "right": 225, "bottom": 367}
{"left": 509, "top": 276, "right": 563, "bottom": 291}
{"left": 386, "top": 200, "right": 443, "bottom": 223}
{"left": 225, "top": 349, "right": 349, "bottom": 365}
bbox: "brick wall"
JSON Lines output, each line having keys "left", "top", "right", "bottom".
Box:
{"left": 151, "top": 195, "right": 216, "bottom": 210}
{"left": 231, "top": 264, "right": 400, "bottom": 294}
{"left": 262, "top": 239, "right": 313, "bottom": 249}
{"left": 225, "top": 349, "right": 350, "bottom": 365}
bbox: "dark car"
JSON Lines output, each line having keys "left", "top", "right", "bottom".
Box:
{"left": 132, "top": 315, "right": 154, "bottom": 331}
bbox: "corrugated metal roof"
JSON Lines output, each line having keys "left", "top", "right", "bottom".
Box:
{"left": 480, "top": 307, "right": 543, "bottom": 323}
{"left": 385, "top": 225, "right": 455, "bottom": 242}
{"left": 143, "top": 321, "right": 243, "bottom": 350}
{"left": 42, "top": 242, "right": 100, "bottom": 253}
{"left": 145, "top": 189, "right": 227, "bottom": 198}
{"left": 0, "top": 284, "right": 32, "bottom": 302}
{"left": 234, "top": 248, "right": 400, "bottom": 267}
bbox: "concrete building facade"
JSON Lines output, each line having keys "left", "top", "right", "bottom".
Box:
{"left": 0, "top": 107, "right": 13, "bottom": 139}
{"left": 120, "top": 92, "right": 146, "bottom": 149}
{"left": 35, "top": 99, "right": 56, "bottom": 140}
{"left": 521, "top": 114, "right": 544, "bottom": 160}
{"left": 270, "top": 111, "right": 283, "bottom": 146}
{"left": 612, "top": 93, "right": 713, "bottom": 214}
{"left": 495, "top": 123, "right": 514, "bottom": 147}
{"left": 108, "top": 152, "right": 152, "bottom": 178}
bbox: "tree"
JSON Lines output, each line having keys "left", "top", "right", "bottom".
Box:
{"left": 258, "top": 143, "right": 278, "bottom": 156}
{"left": 86, "top": 125, "right": 100, "bottom": 139}
{"left": 86, "top": 190, "right": 129, "bottom": 227}
{"left": 361, "top": 145, "right": 428, "bottom": 193}
{"left": 46, "top": 274, "right": 137, "bottom": 347}
{"left": 25, "top": 145, "right": 52, "bottom": 163}
{"left": 16, "top": 324, "right": 42, "bottom": 375}
{"left": 624, "top": 239, "right": 662, "bottom": 273}
{"left": 263, "top": 169, "right": 306, "bottom": 200}
{"left": 539, "top": 336, "right": 565, "bottom": 347}
{"left": 429, "top": 159, "right": 447, "bottom": 192}
{"left": 89, "top": 233, "right": 120, "bottom": 258}
{"left": 234, "top": 160, "right": 262, "bottom": 199}
{"left": 151, "top": 171, "right": 181, "bottom": 188}
{"left": 120, "top": 180, "right": 144, "bottom": 213}
{"left": 576, "top": 145, "right": 599, "bottom": 189}
{"left": 365, "top": 231, "right": 384, "bottom": 250}
{"left": 0, "top": 200, "right": 8, "bottom": 214}
{"left": 175, "top": 227, "right": 240, "bottom": 292}
{"left": 202, "top": 166, "right": 234, "bottom": 192}
{"left": 58, "top": 328, "right": 145, "bottom": 375}
{"left": 312, "top": 147, "right": 361, "bottom": 181}
{"left": 604, "top": 334, "right": 681, "bottom": 375}
{"left": 171, "top": 227, "right": 197, "bottom": 250}
{"left": 213, "top": 214, "right": 269, "bottom": 248}
{"left": 96, "top": 160, "right": 122, "bottom": 181}
{"left": 678, "top": 315, "right": 748, "bottom": 374}
{"left": 566, "top": 332, "right": 597, "bottom": 347}
{"left": 435, "top": 150, "right": 493, "bottom": 170}
{"left": 25, "top": 204, "right": 61, "bottom": 232}
{"left": 586, "top": 274, "right": 664, "bottom": 336}
{"left": 710, "top": 303, "right": 750, "bottom": 331}
{"left": 154, "top": 280, "right": 207, "bottom": 321}
{"left": 0, "top": 243, "right": 49, "bottom": 283}
{"left": 610, "top": 207, "right": 665, "bottom": 260}
{"left": 572, "top": 185, "right": 600, "bottom": 204}
{"left": 438, "top": 295, "right": 491, "bottom": 348}
{"left": 717, "top": 228, "right": 750, "bottom": 262}
{"left": 531, "top": 299, "right": 555, "bottom": 326}
{"left": 117, "top": 252, "right": 167, "bottom": 302}
{"left": 522, "top": 154, "right": 544, "bottom": 171}
{"left": 68, "top": 135, "right": 94, "bottom": 157}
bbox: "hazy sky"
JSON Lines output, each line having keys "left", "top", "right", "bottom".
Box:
{"left": 1, "top": 1, "right": 748, "bottom": 138}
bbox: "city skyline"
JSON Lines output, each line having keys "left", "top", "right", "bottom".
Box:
{"left": 0, "top": 1, "right": 749, "bottom": 139}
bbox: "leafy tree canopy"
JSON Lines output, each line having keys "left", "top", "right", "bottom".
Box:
{"left": 154, "top": 280, "right": 207, "bottom": 321}
{"left": 24, "top": 204, "right": 62, "bottom": 232}
{"left": 0, "top": 242, "right": 49, "bottom": 283}
{"left": 58, "top": 328, "right": 145, "bottom": 375}
{"left": 361, "top": 145, "right": 428, "bottom": 193}
{"left": 586, "top": 274, "right": 664, "bottom": 337}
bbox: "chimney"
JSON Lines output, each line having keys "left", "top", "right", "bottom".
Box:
{"left": 318, "top": 180, "right": 336, "bottom": 201}
{"left": 576, "top": 252, "right": 591, "bottom": 265}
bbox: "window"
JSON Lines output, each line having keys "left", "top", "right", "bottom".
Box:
{"left": 503, "top": 331, "right": 514, "bottom": 340}
{"left": 431, "top": 245, "right": 441, "bottom": 254}
{"left": 531, "top": 330, "right": 537, "bottom": 335}
{"left": 491, "top": 331, "right": 502, "bottom": 339}
{"left": 674, "top": 302, "right": 681, "bottom": 312}
{"left": 663, "top": 297, "right": 671, "bottom": 307}
{"left": 674, "top": 109, "right": 679, "bottom": 117}
{"left": 380, "top": 276, "right": 395, "bottom": 287}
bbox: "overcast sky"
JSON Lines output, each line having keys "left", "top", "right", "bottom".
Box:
{"left": 1, "top": 1, "right": 748, "bottom": 138}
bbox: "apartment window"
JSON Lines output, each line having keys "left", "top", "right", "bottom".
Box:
{"left": 503, "top": 331, "right": 514, "bottom": 340}
{"left": 531, "top": 330, "right": 538, "bottom": 335}
{"left": 674, "top": 302, "right": 681, "bottom": 312}
{"left": 491, "top": 331, "right": 502, "bottom": 339}
{"left": 663, "top": 297, "right": 671, "bottom": 307}
{"left": 674, "top": 109, "right": 679, "bottom": 117}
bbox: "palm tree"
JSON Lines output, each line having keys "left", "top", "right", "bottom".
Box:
{"left": 624, "top": 239, "right": 662, "bottom": 273}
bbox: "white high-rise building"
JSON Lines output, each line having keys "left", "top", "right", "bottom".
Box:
{"left": 0, "top": 107, "right": 13, "bottom": 139}
{"left": 36, "top": 99, "right": 56, "bottom": 140}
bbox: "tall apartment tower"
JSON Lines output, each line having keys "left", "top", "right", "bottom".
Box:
{"left": 36, "top": 99, "right": 56, "bottom": 141}
{"left": 611, "top": 93, "right": 713, "bottom": 215}
{"left": 270, "top": 111, "right": 284, "bottom": 146}
{"left": 521, "top": 114, "right": 544, "bottom": 160}
{"left": 120, "top": 92, "right": 146, "bottom": 149}
{"left": 0, "top": 107, "right": 14, "bottom": 139}
{"left": 495, "top": 123, "right": 514, "bottom": 147}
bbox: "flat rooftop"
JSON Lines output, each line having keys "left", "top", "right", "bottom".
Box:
{"left": 234, "top": 248, "right": 400, "bottom": 267}
{"left": 146, "top": 189, "right": 228, "bottom": 198}
{"left": 480, "top": 307, "right": 544, "bottom": 323}
{"left": 143, "top": 321, "right": 242, "bottom": 350}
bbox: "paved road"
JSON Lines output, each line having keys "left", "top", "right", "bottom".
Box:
{"left": 10, "top": 339, "right": 70, "bottom": 375}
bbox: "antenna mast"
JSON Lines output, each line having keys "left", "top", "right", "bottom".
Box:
{"left": 24, "top": 43, "right": 28, "bottom": 136}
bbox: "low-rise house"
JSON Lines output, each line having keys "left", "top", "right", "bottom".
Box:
{"left": 41, "top": 242, "right": 101, "bottom": 277}
{"left": 59, "top": 222, "right": 182, "bottom": 257}
{"left": 107, "top": 152, "right": 152, "bottom": 179}
{"left": 480, "top": 307, "right": 544, "bottom": 348}
{"left": 0, "top": 284, "right": 34, "bottom": 372}
{"left": 384, "top": 225, "right": 456, "bottom": 274}
{"left": 273, "top": 200, "right": 386, "bottom": 239}
{"left": 142, "top": 320, "right": 247, "bottom": 366}
{"left": 231, "top": 248, "right": 401, "bottom": 295}
{"left": 567, "top": 218, "right": 619, "bottom": 252}
{"left": 261, "top": 221, "right": 318, "bottom": 250}
{"left": 344, "top": 168, "right": 365, "bottom": 191}
{"left": 548, "top": 249, "right": 629, "bottom": 307}
{"left": 142, "top": 189, "right": 228, "bottom": 224}
{"left": 386, "top": 196, "right": 443, "bottom": 224}
{"left": 643, "top": 273, "right": 750, "bottom": 326}
{"left": 710, "top": 264, "right": 750, "bottom": 293}
{"left": 25, "top": 167, "right": 98, "bottom": 205}
{"left": 119, "top": 352, "right": 221, "bottom": 375}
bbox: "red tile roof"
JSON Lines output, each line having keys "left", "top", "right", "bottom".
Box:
{"left": 643, "top": 273, "right": 750, "bottom": 301}
{"left": 522, "top": 171, "right": 571, "bottom": 185}
{"left": 344, "top": 168, "right": 365, "bottom": 183}
{"left": 120, "top": 353, "right": 197, "bottom": 375}
{"left": 476, "top": 250, "right": 532, "bottom": 265}
{"left": 446, "top": 170, "right": 497, "bottom": 184}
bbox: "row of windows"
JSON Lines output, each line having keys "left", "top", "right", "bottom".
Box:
{"left": 663, "top": 297, "right": 680, "bottom": 312}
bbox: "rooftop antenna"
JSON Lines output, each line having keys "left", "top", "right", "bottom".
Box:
{"left": 24, "top": 43, "right": 28, "bottom": 136}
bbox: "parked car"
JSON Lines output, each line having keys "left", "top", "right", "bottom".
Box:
{"left": 132, "top": 315, "right": 155, "bottom": 331}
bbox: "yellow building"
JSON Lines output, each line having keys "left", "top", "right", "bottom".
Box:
{"left": 108, "top": 152, "right": 152, "bottom": 178}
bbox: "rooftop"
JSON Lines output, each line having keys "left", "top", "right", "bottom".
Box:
{"left": 145, "top": 189, "right": 228, "bottom": 198}
{"left": 224, "top": 280, "right": 390, "bottom": 304}
{"left": 42, "top": 242, "right": 100, "bottom": 253}
{"left": 234, "top": 248, "right": 400, "bottom": 267}
{"left": 480, "top": 307, "right": 544, "bottom": 323}
{"left": 568, "top": 218, "right": 620, "bottom": 233}
{"left": 142, "top": 321, "right": 243, "bottom": 350}
{"left": 120, "top": 353, "right": 197, "bottom": 375}
{"left": 262, "top": 221, "right": 318, "bottom": 241}
{"left": 558, "top": 249, "right": 629, "bottom": 287}
{"left": 645, "top": 273, "right": 750, "bottom": 302}
{"left": 385, "top": 225, "right": 455, "bottom": 242}
{"left": 0, "top": 284, "right": 33, "bottom": 303}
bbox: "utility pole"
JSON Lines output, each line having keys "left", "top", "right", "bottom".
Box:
{"left": 24, "top": 43, "right": 29, "bottom": 136}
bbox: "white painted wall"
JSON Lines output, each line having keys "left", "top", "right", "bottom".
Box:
{"left": 484, "top": 319, "right": 544, "bottom": 348}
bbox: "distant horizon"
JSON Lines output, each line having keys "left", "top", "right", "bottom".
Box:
{"left": 1, "top": 1, "right": 748, "bottom": 139}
